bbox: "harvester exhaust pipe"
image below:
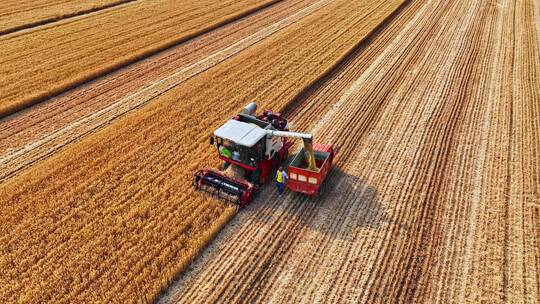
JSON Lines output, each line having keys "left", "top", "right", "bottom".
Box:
{"left": 242, "top": 102, "right": 257, "bottom": 116}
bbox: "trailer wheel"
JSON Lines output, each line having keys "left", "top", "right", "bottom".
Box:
{"left": 316, "top": 177, "right": 329, "bottom": 197}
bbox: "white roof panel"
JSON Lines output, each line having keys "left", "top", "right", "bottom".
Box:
{"left": 214, "top": 119, "right": 266, "bottom": 147}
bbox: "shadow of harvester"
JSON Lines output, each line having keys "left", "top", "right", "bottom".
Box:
{"left": 251, "top": 166, "right": 409, "bottom": 241}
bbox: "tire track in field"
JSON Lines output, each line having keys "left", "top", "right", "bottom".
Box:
{"left": 453, "top": 1, "right": 506, "bottom": 301}
{"left": 160, "top": 0, "right": 539, "bottom": 302}
{"left": 0, "top": 0, "right": 328, "bottom": 182}
{"left": 503, "top": 0, "right": 540, "bottom": 301}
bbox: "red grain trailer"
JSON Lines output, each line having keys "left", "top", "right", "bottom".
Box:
{"left": 287, "top": 143, "right": 334, "bottom": 196}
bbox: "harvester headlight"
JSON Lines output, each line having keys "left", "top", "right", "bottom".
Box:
{"left": 290, "top": 173, "right": 297, "bottom": 180}
{"left": 308, "top": 177, "right": 317, "bottom": 184}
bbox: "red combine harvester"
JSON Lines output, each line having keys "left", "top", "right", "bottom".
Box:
{"left": 193, "top": 103, "right": 334, "bottom": 207}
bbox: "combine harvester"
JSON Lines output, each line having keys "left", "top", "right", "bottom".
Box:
{"left": 193, "top": 103, "right": 334, "bottom": 207}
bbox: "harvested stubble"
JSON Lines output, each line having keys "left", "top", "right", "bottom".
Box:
{"left": 0, "top": 0, "right": 404, "bottom": 302}
{"left": 0, "top": 0, "right": 276, "bottom": 117}
{"left": 0, "top": 0, "right": 136, "bottom": 36}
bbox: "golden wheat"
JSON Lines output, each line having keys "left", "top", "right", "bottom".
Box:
{"left": 0, "top": 0, "right": 135, "bottom": 35}
{"left": 0, "top": 0, "right": 276, "bottom": 117}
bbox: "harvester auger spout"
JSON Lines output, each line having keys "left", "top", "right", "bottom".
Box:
{"left": 264, "top": 129, "right": 318, "bottom": 171}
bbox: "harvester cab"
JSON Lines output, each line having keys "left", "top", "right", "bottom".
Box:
{"left": 193, "top": 102, "right": 334, "bottom": 207}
